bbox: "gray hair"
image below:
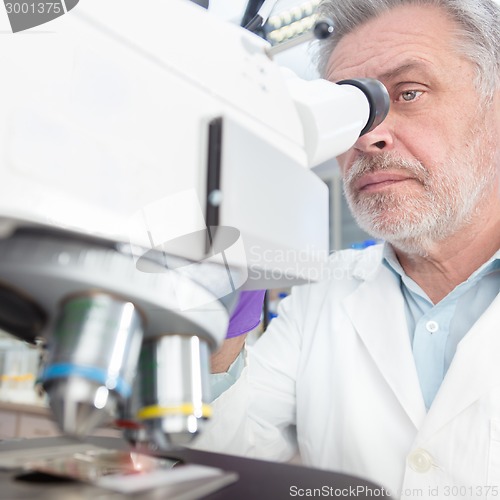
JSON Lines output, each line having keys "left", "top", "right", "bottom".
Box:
{"left": 314, "top": 0, "right": 500, "bottom": 99}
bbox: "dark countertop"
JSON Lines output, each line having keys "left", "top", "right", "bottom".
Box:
{"left": 0, "top": 436, "right": 393, "bottom": 500}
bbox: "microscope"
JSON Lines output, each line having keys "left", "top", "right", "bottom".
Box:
{"left": 0, "top": 0, "right": 388, "bottom": 451}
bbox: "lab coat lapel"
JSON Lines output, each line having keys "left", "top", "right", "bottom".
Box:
{"left": 417, "top": 292, "right": 500, "bottom": 441}
{"left": 342, "top": 252, "right": 426, "bottom": 429}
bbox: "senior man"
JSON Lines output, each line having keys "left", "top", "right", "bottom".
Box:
{"left": 196, "top": 0, "right": 500, "bottom": 497}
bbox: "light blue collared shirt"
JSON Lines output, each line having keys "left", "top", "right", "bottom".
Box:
{"left": 383, "top": 245, "right": 500, "bottom": 409}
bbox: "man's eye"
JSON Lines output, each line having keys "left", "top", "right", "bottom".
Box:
{"left": 399, "top": 90, "right": 422, "bottom": 102}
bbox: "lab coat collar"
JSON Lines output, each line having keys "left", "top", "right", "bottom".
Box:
{"left": 417, "top": 291, "right": 500, "bottom": 442}
{"left": 349, "top": 242, "right": 387, "bottom": 281}
{"left": 345, "top": 242, "right": 500, "bottom": 440}
{"left": 343, "top": 246, "right": 427, "bottom": 430}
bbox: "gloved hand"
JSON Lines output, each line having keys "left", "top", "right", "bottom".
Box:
{"left": 225, "top": 290, "right": 266, "bottom": 338}
{"left": 210, "top": 290, "right": 265, "bottom": 376}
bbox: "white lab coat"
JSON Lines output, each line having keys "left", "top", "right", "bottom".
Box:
{"left": 194, "top": 244, "right": 500, "bottom": 499}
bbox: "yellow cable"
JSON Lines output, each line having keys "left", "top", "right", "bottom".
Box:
{"left": 137, "top": 403, "right": 212, "bottom": 420}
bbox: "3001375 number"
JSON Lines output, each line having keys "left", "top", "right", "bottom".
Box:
{"left": 443, "top": 485, "right": 499, "bottom": 497}
{"left": 5, "top": 2, "right": 62, "bottom": 14}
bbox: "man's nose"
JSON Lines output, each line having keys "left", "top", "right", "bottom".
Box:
{"left": 354, "top": 115, "right": 395, "bottom": 154}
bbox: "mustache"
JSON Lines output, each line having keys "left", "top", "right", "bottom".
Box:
{"left": 344, "top": 153, "right": 429, "bottom": 188}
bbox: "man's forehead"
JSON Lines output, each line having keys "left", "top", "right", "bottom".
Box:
{"left": 323, "top": 4, "right": 455, "bottom": 81}
{"left": 325, "top": 42, "right": 441, "bottom": 83}
{"left": 330, "top": 58, "right": 436, "bottom": 83}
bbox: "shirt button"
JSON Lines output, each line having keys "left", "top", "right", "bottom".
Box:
{"left": 426, "top": 320, "right": 439, "bottom": 333}
{"left": 408, "top": 449, "right": 433, "bottom": 473}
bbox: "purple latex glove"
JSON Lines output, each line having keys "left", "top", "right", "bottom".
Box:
{"left": 226, "top": 290, "right": 266, "bottom": 338}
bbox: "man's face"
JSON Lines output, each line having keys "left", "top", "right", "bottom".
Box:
{"left": 325, "top": 4, "right": 500, "bottom": 254}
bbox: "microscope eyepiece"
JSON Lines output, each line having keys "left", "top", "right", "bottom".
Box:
{"left": 337, "top": 78, "right": 390, "bottom": 136}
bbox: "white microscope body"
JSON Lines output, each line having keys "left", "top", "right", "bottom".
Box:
{"left": 0, "top": 0, "right": 388, "bottom": 448}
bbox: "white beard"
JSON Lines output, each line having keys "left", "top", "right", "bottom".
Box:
{"left": 343, "top": 125, "right": 497, "bottom": 256}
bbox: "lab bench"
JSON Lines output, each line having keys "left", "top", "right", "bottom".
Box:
{"left": 0, "top": 436, "right": 394, "bottom": 499}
